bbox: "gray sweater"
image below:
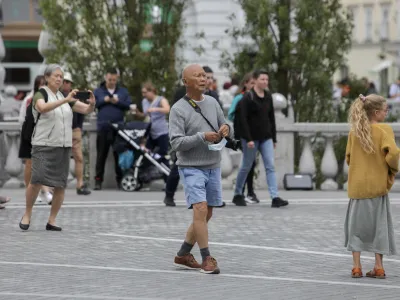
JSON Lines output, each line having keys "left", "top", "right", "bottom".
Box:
{"left": 169, "top": 95, "right": 234, "bottom": 169}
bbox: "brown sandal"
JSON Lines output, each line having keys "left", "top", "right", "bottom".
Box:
{"left": 352, "top": 267, "right": 363, "bottom": 278}
{"left": 366, "top": 268, "right": 386, "bottom": 279}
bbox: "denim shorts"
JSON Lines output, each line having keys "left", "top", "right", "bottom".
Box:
{"left": 178, "top": 167, "right": 223, "bottom": 209}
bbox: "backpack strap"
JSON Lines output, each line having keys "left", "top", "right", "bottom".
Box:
{"left": 38, "top": 88, "right": 49, "bottom": 102}
{"left": 31, "top": 88, "right": 49, "bottom": 139}
{"left": 36, "top": 88, "right": 49, "bottom": 122}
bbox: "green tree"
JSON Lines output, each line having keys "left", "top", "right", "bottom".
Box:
{"left": 220, "top": 0, "right": 354, "bottom": 122}
{"left": 39, "top": 0, "right": 185, "bottom": 104}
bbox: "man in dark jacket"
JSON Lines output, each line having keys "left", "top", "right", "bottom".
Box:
{"left": 232, "top": 69, "right": 288, "bottom": 208}
{"left": 94, "top": 68, "right": 132, "bottom": 190}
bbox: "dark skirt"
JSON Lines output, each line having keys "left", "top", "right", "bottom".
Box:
{"left": 31, "top": 145, "right": 71, "bottom": 188}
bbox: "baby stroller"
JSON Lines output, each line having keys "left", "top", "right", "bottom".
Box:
{"left": 111, "top": 121, "right": 170, "bottom": 192}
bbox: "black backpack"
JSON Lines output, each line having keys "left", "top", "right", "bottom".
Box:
{"left": 21, "top": 88, "right": 48, "bottom": 142}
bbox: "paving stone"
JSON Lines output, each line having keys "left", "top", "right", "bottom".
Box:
{"left": 0, "top": 189, "right": 400, "bottom": 299}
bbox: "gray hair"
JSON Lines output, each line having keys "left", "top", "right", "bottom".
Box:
{"left": 43, "top": 64, "right": 64, "bottom": 78}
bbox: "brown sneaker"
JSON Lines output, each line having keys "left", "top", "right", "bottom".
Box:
{"left": 200, "top": 256, "right": 220, "bottom": 274}
{"left": 174, "top": 253, "right": 201, "bottom": 270}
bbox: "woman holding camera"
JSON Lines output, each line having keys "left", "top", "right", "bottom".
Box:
{"left": 19, "top": 64, "right": 96, "bottom": 231}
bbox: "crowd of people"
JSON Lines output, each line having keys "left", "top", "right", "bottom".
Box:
{"left": 0, "top": 62, "right": 398, "bottom": 278}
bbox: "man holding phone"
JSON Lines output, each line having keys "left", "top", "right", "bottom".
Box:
{"left": 94, "top": 68, "right": 132, "bottom": 190}
{"left": 61, "top": 72, "right": 91, "bottom": 196}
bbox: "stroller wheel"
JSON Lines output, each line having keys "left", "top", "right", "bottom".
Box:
{"left": 121, "top": 173, "right": 141, "bottom": 192}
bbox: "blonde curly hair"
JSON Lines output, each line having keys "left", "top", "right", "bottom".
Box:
{"left": 348, "top": 94, "right": 386, "bottom": 154}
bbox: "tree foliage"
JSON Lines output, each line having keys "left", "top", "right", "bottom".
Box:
{"left": 221, "top": 0, "right": 353, "bottom": 122}
{"left": 39, "top": 0, "right": 185, "bottom": 104}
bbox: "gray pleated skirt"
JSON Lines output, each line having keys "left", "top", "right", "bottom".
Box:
{"left": 344, "top": 194, "right": 396, "bottom": 255}
{"left": 31, "top": 145, "right": 71, "bottom": 188}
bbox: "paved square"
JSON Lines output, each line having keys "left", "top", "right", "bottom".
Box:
{"left": 1, "top": 188, "right": 400, "bottom": 299}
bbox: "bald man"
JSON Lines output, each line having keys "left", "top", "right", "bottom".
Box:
{"left": 164, "top": 66, "right": 223, "bottom": 207}
{"left": 169, "top": 64, "right": 234, "bottom": 274}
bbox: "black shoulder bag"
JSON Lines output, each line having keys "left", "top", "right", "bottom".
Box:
{"left": 183, "top": 95, "right": 240, "bottom": 151}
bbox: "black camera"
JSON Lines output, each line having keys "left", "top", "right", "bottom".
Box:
{"left": 225, "top": 137, "right": 241, "bottom": 151}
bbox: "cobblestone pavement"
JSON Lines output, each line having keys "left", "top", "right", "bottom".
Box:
{"left": 1, "top": 189, "right": 400, "bottom": 300}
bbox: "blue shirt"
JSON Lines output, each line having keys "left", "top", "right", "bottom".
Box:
{"left": 94, "top": 83, "right": 131, "bottom": 131}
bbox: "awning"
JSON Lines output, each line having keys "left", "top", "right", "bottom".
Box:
{"left": 370, "top": 60, "right": 393, "bottom": 72}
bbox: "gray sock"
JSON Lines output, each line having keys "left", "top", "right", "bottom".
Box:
{"left": 177, "top": 241, "right": 193, "bottom": 256}
{"left": 200, "top": 247, "right": 210, "bottom": 262}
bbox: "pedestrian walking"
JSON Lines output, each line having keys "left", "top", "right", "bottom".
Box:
{"left": 19, "top": 64, "right": 96, "bottom": 231}
{"left": 163, "top": 69, "right": 226, "bottom": 207}
{"left": 345, "top": 94, "right": 399, "bottom": 279}
{"left": 228, "top": 72, "right": 259, "bottom": 203}
{"left": 169, "top": 63, "right": 233, "bottom": 274}
{"left": 232, "top": 70, "right": 288, "bottom": 207}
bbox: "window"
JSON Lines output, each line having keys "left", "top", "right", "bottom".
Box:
{"left": 365, "top": 6, "right": 373, "bottom": 42}
{"left": 381, "top": 5, "right": 390, "bottom": 40}
{"left": 1, "top": 0, "right": 30, "bottom": 24}
{"left": 0, "top": 0, "right": 43, "bottom": 24}
{"left": 3, "top": 47, "right": 42, "bottom": 63}
{"left": 31, "top": 0, "right": 43, "bottom": 23}
{"left": 5, "top": 68, "right": 31, "bottom": 84}
{"left": 348, "top": 6, "right": 358, "bottom": 41}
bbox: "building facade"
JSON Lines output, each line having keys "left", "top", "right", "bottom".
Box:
{"left": 178, "top": 0, "right": 245, "bottom": 85}
{"left": 0, "top": 0, "right": 43, "bottom": 94}
{"left": 0, "top": 0, "right": 244, "bottom": 93}
{"left": 337, "top": 0, "right": 400, "bottom": 94}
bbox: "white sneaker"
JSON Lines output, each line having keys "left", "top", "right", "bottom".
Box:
{"left": 244, "top": 196, "right": 256, "bottom": 204}
{"left": 36, "top": 195, "right": 43, "bottom": 204}
{"left": 44, "top": 192, "right": 53, "bottom": 205}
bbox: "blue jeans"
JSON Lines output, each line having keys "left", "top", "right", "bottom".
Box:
{"left": 178, "top": 167, "right": 223, "bottom": 209}
{"left": 234, "top": 138, "right": 279, "bottom": 199}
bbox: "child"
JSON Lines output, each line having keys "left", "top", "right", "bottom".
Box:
{"left": 345, "top": 94, "right": 400, "bottom": 279}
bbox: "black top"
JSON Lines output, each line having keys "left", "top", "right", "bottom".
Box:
{"left": 72, "top": 111, "right": 85, "bottom": 129}
{"left": 172, "top": 85, "right": 222, "bottom": 108}
{"left": 62, "top": 91, "right": 84, "bottom": 129}
{"left": 238, "top": 88, "right": 277, "bottom": 143}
